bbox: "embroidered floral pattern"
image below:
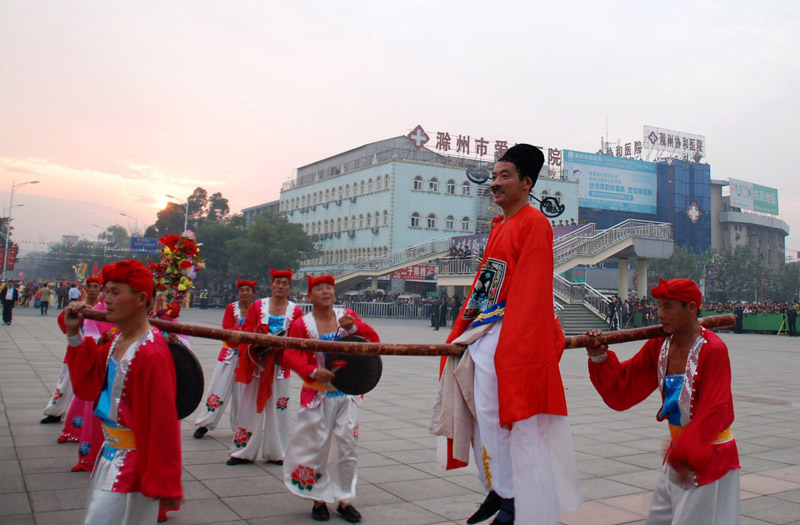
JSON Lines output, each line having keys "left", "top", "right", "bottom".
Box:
{"left": 353, "top": 425, "right": 360, "bottom": 442}
{"left": 50, "top": 388, "right": 62, "bottom": 405}
{"left": 481, "top": 445, "right": 493, "bottom": 488}
{"left": 79, "top": 442, "right": 91, "bottom": 457}
{"left": 233, "top": 427, "right": 252, "bottom": 448}
{"left": 72, "top": 416, "right": 83, "bottom": 428}
{"left": 276, "top": 397, "right": 289, "bottom": 411}
{"left": 206, "top": 393, "right": 222, "bottom": 412}
{"left": 291, "top": 465, "right": 321, "bottom": 491}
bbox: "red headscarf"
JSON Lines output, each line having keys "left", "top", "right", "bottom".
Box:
{"left": 651, "top": 278, "right": 702, "bottom": 308}
{"left": 85, "top": 276, "right": 103, "bottom": 286}
{"left": 269, "top": 267, "right": 293, "bottom": 283}
{"left": 236, "top": 279, "right": 258, "bottom": 290}
{"left": 307, "top": 274, "right": 335, "bottom": 293}
{"left": 101, "top": 260, "right": 154, "bottom": 297}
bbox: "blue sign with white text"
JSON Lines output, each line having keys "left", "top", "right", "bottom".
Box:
{"left": 130, "top": 237, "right": 160, "bottom": 254}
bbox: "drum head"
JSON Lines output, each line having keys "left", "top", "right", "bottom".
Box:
{"left": 168, "top": 341, "right": 205, "bottom": 420}
{"left": 325, "top": 335, "right": 383, "bottom": 395}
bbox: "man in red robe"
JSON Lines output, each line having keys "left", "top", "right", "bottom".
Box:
{"left": 432, "top": 144, "right": 580, "bottom": 525}
{"left": 64, "top": 260, "right": 182, "bottom": 524}
{"left": 586, "top": 278, "right": 740, "bottom": 523}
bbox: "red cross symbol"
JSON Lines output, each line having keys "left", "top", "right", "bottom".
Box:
{"left": 687, "top": 203, "right": 702, "bottom": 224}
{"left": 407, "top": 125, "right": 429, "bottom": 150}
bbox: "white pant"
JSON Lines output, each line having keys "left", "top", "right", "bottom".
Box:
{"left": 42, "top": 363, "right": 73, "bottom": 417}
{"left": 229, "top": 369, "right": 291, "bottom": 461}
{"left": 83, "top": 455, "right": 159, "bottom": 525}
{"left": 194, "top": 349, "right": 239, "bottom": 431}
{"left": 470, "top": 320, "right": 581, "bottom": 524}
{"left": 647, "top": 464, "right": 740, "bottom": 524}
{"left": 283, "top": 395, "right": 359, "bottom": 504}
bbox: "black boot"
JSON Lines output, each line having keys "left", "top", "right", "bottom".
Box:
{"left": 467, "top": 490, "right": 502, "bottom": 524}
{"left": 193, "top": 427, "right": 208, "bottom": 439}
{"left": 489, "top": 497, "right": 514, "bottom": 524}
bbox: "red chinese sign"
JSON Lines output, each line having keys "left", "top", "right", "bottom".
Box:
{"left": 391, "top": 265, "right": 436, "bottom": 280}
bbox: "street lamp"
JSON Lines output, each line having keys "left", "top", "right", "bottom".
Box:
{"left": 3, "top": 180, "right": 39, "bottom": 280}
{"left": 165, "top": 194, "right": 189, "bottom": 233}
{"left": 120, "top": 212, "right": 139, "bottom": 236}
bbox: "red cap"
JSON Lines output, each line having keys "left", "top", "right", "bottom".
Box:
{"left": 101, "top": 260, "right": 154, "bottom": 297}
{"left": 269, "top": 268, "right": 293, "bottom": 282}
{"left": 651, "top": 278, "right": 702, "bottom": 308}
{"left": 237, "top": 279, "right": 258, "bottom": 290}
{"left": 85, "top": 276, "right": 103, "bottom": 286}
{"left": 307, "top": 274, "right": 335, "bottom": 293}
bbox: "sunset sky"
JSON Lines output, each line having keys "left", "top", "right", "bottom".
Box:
{"left": 1, "top": 1, "right": 798, "bottom": 256}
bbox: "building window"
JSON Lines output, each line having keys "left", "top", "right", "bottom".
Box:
{"left": 413, "top": 176, "right": 423, "bottom": 191}
{"left": 344, "top": 217, "right": 349, "bottom": 230}
{"left": 301, "top": 195, "right": 306, "bottom": 208}
{"left": 384, "top": 174, "right": 390, "bottom": 189}
{"left": 383, "top": 210, "right": 388, "bottom": 226}
{"left": 446, "top": 179, "right": 456, "bottom": 194}
{"left": 366, "top": 213, "right": 372, "bottom": 227}
{"left": 461, "top": 216, "right": 471, "bottom": 231}
{"left": 368, "top": 179, "right": 373, "bottom": 193}
{"left": 353, "top": 183, "right": 358, "bottom": 196}
{"left": 554, "top": 191, "right": 562, "bottom": 204}
{"left": 429, "top": 177, "right": 439, "bottom": 192}
{"left": 323, "top": 221, "right": 328, "bottom": 234}
{"left": 360, "top": 181, "right": 365, "bottom": 195}
{"left": 427, "top": 213, "right": 437, "bottom": 229}
{"left": 345, "top": 185, "right": 351, "bottom": 198}
{"left": 376, "top": 177, "right": 382, "bottom": 191}
{"left": 462, "top": 181, "right": 471, "bottom": 196}
{"left": 325, "top": 189, "right": 330, "bottom": 202}
{"left": 359, "top": 214, "right": 364, "bottom": 229}
{"left": 411, "top": 212, "right": 420, "bottom": 228}
{"left": 337, "top": 218, "right": 342, "bottom": 232}
{"left": 445, "top": 215, "right": 455, "bottom": 230}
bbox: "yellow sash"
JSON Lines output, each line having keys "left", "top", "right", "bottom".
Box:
{"left": 669, "top": 424, "right": 733, "bottom": 445}
{"left": 102, "top": 424, "right": 136, "bottom": 449}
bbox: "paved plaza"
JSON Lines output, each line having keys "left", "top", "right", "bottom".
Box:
{"left": 1, "top": 306, "right": 800, "bottom": 524}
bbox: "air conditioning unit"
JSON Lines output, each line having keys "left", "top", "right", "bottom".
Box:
{"left": 371, "top": 228, "right": 379, "bottom": 235}
{"left": 348, "top": 231, "right": 356, "bottom": 238}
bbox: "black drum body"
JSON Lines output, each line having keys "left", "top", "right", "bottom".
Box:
{"left": 325, "top": 335, "right": 383, "bottom": 395}
{"left": 168, "top": 341, "right": 205, "bottom": 419}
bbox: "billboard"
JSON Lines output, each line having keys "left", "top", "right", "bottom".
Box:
{"left": 130, "top": 237, "right": 160, "bottom": 254}
{"left": 391, "top": 265, "right": 436, "bottom": 280}
{"left": 563, "top": 150, "right": 657, "bottom": 214}
{"left": 729, "top": 178, "right": 779, "bottom": 215}
{"left": 643, "top": 126, "right": 706, "bottom": 162}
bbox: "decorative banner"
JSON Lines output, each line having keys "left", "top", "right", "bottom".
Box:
{"left": 563, "top": 150, "right": 657, "bottom": 214}
{"left": 728, "top": 178, "right": 779, "bottom": 215}
{"left": 391, "top": 265, "right": 437, "bottom": 280}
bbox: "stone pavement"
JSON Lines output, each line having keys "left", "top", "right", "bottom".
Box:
{"left": 1, "top": 306, "right": 800, "bottom": 524}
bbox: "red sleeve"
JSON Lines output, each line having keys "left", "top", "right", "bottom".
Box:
{"left": 134, "top": 341, "right": 183, "bottom": 500}
{"left": 221, "top": 303, "right": 236, "bottom": 331}
{"left": 346, "top": 309, "right": 380, "bottom": 343}
{"left": 588, "top": 339, "right": 661, "bottom": 411}
{"left": 283, "top": 317, "right": 316, "bottom": 380}
{"left": 65, "top": 336, "right": 109, "bottom": 402}
{"left": 241, "top": 301, "right": 261, "bottom": 333}
{"left": 668, "top": 337, "right": 736, "bottom": 473}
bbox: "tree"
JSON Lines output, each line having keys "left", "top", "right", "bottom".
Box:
{"left": 647, "top": 245, "right": 705, "bottom": 283}
{"left": 98, "top": 224, "right": 130, "bottom": 248}
{"left": 146, "top": 187, "right": 232, "bottom": 237}
{"left": 194, "top": 214, "right": 247, "bottom": 287}
{"left": 224, "top": 214, "right": 317, "bottom": 280}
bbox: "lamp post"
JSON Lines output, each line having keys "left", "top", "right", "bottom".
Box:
{"left": 3, "top": 180, "right": 39, "bottom": 280}
{"left": 120, "top": 213, "right": 139, "bottom": 236}
{"left": 165, "top": 194, "right": 189, "bottom": 233}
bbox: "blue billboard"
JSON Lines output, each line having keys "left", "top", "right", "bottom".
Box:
{"left": 563, "top": 150, "right": 657, "bottom": 214}
{"left": 130, "top": 237, "right": 160, "bottom": 254}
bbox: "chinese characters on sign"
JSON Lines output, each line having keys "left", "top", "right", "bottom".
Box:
{"left": 642, "top": 125, "right": 706, "bottom": 163}
{"left": 391, "top": 265, "right": 437, "bottom": 280}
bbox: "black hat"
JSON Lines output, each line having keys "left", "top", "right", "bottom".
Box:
{"left": 498, "top": 144, "right": 544, "bottom": 187}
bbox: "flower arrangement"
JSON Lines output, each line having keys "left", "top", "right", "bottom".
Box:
{"left": 149, "top": 230, "right": 205, "bottom": 320}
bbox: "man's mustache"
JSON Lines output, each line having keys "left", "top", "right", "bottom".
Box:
{"left": 489, "top": 185, "right": 503, "bottom": 194}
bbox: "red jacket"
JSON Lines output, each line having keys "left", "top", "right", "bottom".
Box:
{"left": 66, "top": 329, "right": 182, "bottom": 499}
{"left": 589, "top": 327, "right": 740, "bottom": 486}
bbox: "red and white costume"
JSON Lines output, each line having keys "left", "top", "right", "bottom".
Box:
{"left": 230, "top": 298, "right": 302, "bottom": 462}
{"left": 281, "top": 308, "right": 379, "bottom": 504}
{"left": 42, "top": 310, "right": 75, "bottom": 425}
{"left": 194, "top": 300, "right": 246, "bottom": 432}
{"left": 589, "top": 327, "right": 741, "bottom": 523}
{"left": 433, "top": 205, "right": 581, "bottom": 523}
{"left": 66, "top": 328, "right": 182, "bottom": 523}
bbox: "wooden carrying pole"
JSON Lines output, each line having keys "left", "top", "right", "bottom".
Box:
{"left": 80, "top": 310, "right": 735, "bottom": 357}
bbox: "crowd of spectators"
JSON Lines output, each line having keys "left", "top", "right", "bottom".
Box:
{"left": 0, "top": 279, "right": 78, "bottom": 313}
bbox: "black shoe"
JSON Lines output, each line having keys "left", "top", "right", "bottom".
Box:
{"left": 226, "top": 457, "right": 250, "bottom": 466}
{"left": 467, "top": 491, "right": 502, "bottom": 524}
{"left": 193, "top": 427, "right": 208, "bottom": 439}
{"left": 312, "top": 503, "right": 329, "bottom": 521}
{"left": 336, "top": 504, "right": 361, "bottom": 523}
{"left": 40, "top": 415, "right": 61, "bottom": 424}
{"left": 266, "top": 459, "right": 283, "bottom": 465}
{"left": 489, "top": 497, "right": 514, "bottom": 525}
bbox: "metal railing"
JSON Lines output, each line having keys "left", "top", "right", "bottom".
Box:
{"left": 320, "top": 237, "right": 453, "bottom": 279}
{"left": 438, "top": 256, "right": 482, "bottom": 276}
{"left": 296, "top": 301, "right": 434, "bottom": 319}
{"left": 553, "top": 274, "right": 609, "bottom": 317}
{"left": 554, "top": 220, "right": 672, "bottom": 268}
